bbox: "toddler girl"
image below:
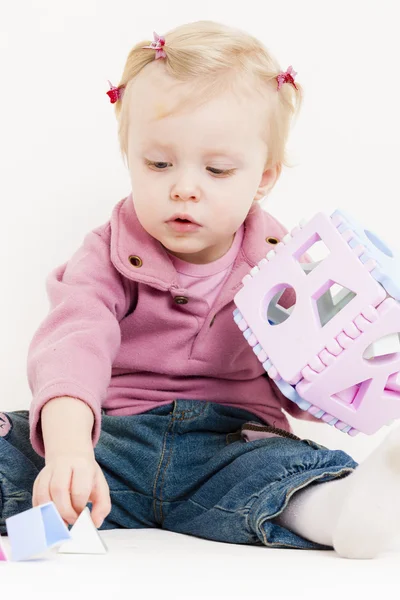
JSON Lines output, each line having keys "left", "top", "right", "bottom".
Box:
{"left": 1, "top": 20, "right": 399, "bottom": 560}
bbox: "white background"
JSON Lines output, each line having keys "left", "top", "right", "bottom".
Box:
{"left": 1, "top": 0, "right": 400, "bottom": 464}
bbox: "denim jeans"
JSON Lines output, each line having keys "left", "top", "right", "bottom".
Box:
{"left": 0, "top": 399, "right": 358, "bottom": 550}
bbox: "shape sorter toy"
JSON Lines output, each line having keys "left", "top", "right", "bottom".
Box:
{"left": 4, "top": 502, "right": 107, "bottom": 561}
{"left": 6, "top": 502, "right": 71, "bottom": 561}
{"left": 233, "top": 209, "right": 400, "bottom": 437}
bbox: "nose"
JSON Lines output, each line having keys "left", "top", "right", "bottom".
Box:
{"left": 170, "top": 170, "right": 200, "bottom": 202}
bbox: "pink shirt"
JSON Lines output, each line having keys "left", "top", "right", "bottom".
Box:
{"left": 27, "top": 193, "right": 319, "bottom": 456}
{"left": 166, "top": 225, "right": 244, "bottom": 314}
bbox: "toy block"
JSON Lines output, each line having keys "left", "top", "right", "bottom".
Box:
{"left": 296, "top": 298, "right": 400, "bottom": 435}
{"left": 58, "top": 507, "right": 107, "bottom": 554}
{"left": 6, "top": 502, "right": 71, "bottom": 561}
{"left": 234, "top": 211, "right": 387, "bottom": 385}
{"left": 233, "top": 208, "right": 400, "bottom": 436}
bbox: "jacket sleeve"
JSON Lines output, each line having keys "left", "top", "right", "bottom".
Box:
{"left": 27, "top": 226, "right": 128, "bottom": 456}
{"left": 264, "top": 211, "right": 321, "bottom": 424}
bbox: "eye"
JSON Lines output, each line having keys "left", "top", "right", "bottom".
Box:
{"left": 147, "top": 161, "right": 170, "bottom": 169}
{"left": 145, "top": 159, "right": 235, "bottom": 176}
{"left": 207, "top": 167, "right": 235, "bottom": 176}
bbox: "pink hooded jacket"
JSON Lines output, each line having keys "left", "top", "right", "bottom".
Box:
{"left": 27, "top": 192, "right": 319, "bottom": 457}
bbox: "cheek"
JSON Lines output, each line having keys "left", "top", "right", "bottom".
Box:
{"left": 213, "top": 202, "right": 248, "bottom": 232}
{"left": 132, "top": 202, "right": 158, "bottom": 238}
{"left": 138, "top": 173, "right": 167, "bottom": 199}
{"left": 130, "top": 170, "right": 161, "bottom": 206}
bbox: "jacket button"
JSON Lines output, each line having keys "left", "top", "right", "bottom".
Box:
{"left": 174, "top": 296, "right": 189, "bottom": 305}
{"left": 265, "top": 236, "right": 279, "bottom": 245}
{"left": 129, "top": 255, "right": 143, "bottom": 267}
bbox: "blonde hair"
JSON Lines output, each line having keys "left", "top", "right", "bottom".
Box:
{"left": 112, "top": 20, "right": 303, "bottom": 175}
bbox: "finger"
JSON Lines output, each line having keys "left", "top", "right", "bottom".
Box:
{"left": 33, "top": 470, "right": 69, "bottom": 526}
{"left": 89, "top": 471, "right": 112, "bottom": 528}
{"left": 49, "top": 466, "right": 79, "bottom": 525}
{"left": 69, "top": 464, "right": 93, "bottom": 515}
{"left": 32, "top": 468, "right": 52, "bottom": 507}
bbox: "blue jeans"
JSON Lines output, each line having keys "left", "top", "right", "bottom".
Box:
{"left": 0, "top": 399, "right": 358, "bottom": 550}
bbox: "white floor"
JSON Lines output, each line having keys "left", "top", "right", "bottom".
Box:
{"left": 1, "top": 528, "right": 399, "bottom": 599}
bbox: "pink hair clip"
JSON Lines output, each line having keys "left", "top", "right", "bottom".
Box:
{"left": 106, "top": 30, "right": 166, "bottom": 104}
{"left": 142, "top": 31, "right": 167, "bottom": 59}
{"left": 106, "top": 80, "right": 125, "bottom": 104}
{"left": 276, "top": 66, "right": 298, "bottom": 91}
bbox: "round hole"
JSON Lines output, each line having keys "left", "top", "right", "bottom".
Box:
{"left": 264, "top": 284, "right": 296, "bottom": 326}
{"left": 363, "top": 333, "right": 400, "bottom": 361}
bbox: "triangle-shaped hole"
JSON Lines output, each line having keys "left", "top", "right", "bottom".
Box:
{"left": 331, "top": 379, "right": 372, "bottom": 412}
{"left": 293, "top": 233, "right": 330, "bottom": 275}
{"left": 314, "top": 281, "right": 356, "bottom": 327}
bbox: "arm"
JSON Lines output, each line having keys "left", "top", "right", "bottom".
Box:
{"left": 41, "top": 396, "right": 94, "bottom": 458}
{"left": 33, "top": 395, "right": 111, "bottom": 527}
{"left": 27, "top": 226, "right": 129, "bottom": 456}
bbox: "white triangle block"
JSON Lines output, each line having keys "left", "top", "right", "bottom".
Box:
{"left": 58, "top": 508, "right": 107, "bottom": 554}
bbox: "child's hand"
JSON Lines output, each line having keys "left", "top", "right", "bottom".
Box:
{"left": 32, "top": 452, "right": 111, "bottom": 528}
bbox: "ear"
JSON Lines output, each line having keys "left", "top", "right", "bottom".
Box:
{"left": 254, "top": 163, "right": 282, "bottom": 201}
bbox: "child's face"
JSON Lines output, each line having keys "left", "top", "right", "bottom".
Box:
{"left": 127, "top": 64, "right": 278, "bottom": 264}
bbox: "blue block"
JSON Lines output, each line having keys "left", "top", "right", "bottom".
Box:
{"left": 6, "top": 502, "right": 71, "bottom": 561}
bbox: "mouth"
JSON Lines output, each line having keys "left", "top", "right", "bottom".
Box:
{"left": 166, "top": 214, "right": 202, "bottom": 233}
{"left": 167, "top": 214, "right": 201, "bottom": 226}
